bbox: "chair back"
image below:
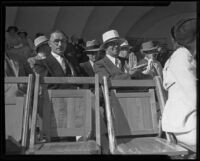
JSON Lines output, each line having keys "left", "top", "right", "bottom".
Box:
{"left": 5, "top": 75, "right": 34, "bottom": 149}
{"left": 29, "top": 74, "right": 100, "bottom": 149}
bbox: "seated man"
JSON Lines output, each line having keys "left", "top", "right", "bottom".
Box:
{"left": 80, "top": 40, "right": 100, "bottom": 77}
{"left": 138, "top": 41, "right": 163, "bottom": 80}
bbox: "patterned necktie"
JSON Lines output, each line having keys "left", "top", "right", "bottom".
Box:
{"left": 60, "top": 55, "right": 67, "bottom": 74}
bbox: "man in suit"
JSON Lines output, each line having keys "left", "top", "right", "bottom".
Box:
{"left": 32, "top": 30, "right": 77, "bottom": 89}
{"left": 80, "top": 40, "right": 100, "bottom": 77}
{"left": 94, "top": 30, "right": 146, "bottom": 82}
{"left": 137, "top": 41, "right": 163, "bottom": 80}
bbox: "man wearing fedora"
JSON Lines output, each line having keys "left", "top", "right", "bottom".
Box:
{"left": 94, "top": 30, "right": 145, "bottom": 81}
{"left": 80, "top": 40, "right": 101, "bottom": 77}
{"left": 137, "top": 40, "right": 163, "bottom": 80}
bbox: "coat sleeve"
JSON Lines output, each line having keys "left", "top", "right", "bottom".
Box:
{"left": 32, "top": 59, "right": 48, "bottom": 76}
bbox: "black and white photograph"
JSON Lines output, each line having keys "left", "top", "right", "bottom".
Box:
{"left": 1, "top": 1, "right": 198, "bottom": 159}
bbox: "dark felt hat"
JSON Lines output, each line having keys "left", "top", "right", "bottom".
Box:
{"left": 171, "top": 18, "right": 196, "bottom": 46}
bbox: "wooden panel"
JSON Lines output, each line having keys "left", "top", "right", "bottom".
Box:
{"left": 5, "top": 97, "right": 25, "bottom": 142}
{"left": 113, "top": 92, "right": 158, "bottom": 136}
{"left": 111, "top": 80, "right": 156, "bottom": 88}
{"left": 41, "top": 77, "right": 95, "bottom": 84}
{"left": 43, "top": 90, "right": 92, "bottom": 138}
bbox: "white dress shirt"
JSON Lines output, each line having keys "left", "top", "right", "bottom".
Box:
{"left": 51, "top": 52, "right": 66, "bottom": 73}
{"left": 89, "top": 60, "right": 94, "bottom": 69}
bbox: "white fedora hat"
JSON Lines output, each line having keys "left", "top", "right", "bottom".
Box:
{"left": 34, "top": 35, "right": 48, "bottom": 50}
{"left": 84, "top": 40, "right": 100, "bottom": 52}
{"left": 100, "top": 30, "right": 125, "bottom": 50}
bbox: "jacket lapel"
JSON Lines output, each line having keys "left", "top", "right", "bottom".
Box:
{"left": 103, "top": 56, "right": 123, "bottom": 74}
{"left": 85, "top": 61, "right": 94, "bottom": 76}
{"left": 45, "top": 54, "right": 66, "bottom": 76}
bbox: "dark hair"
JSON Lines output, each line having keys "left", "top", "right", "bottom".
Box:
{"left": 49, "top": 30, "right": 68, "bottom": 41}
{"left": 7, "top": 26, "right": 18, "bottom": 32}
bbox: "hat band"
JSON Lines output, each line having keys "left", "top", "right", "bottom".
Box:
{"left": 85, "top": 45, "right": 100, "bottom": 50}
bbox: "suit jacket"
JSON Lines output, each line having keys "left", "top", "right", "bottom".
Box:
{"left": 137, "top": 58, "right": 163, "bottom": 79}
{"left": 80, "top": 61, "right": 94, "bottom": 77}
{"left": 162, "top": 47, "right": 196, "bottom": 133}
{"left": 33, "top": 53, "right": 76, "bottom": 89}
{"left": 94, "top": 56, "right": 131, "bottom": 82}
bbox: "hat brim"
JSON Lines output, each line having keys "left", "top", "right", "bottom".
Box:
{"left": 120, "top": 45, "right": 133, "bottom": 49}
{"left": 35, "top": 41, "right": 48, "bottom": 50}
{"left": 84, "top": 48, "right": 100, "bottom": 52}
{"left": 141, "top": 46, "right": 158, "bottom": 52}
{"left": 100, "top": 38, "right": 125, "bottom": 50}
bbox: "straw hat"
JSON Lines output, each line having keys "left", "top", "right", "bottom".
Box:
{"left": 100, "top": 30, "right": 125, "bottom": 50}
{"left": 120, "top": 40, "right": 132, "bottom": 49}
{"left": 34, "top": 35, "right": 48, "bottom": 50}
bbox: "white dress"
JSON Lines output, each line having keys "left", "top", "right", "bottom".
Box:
{"left": 162, "top": 47, "right": 196, "bottom": 133}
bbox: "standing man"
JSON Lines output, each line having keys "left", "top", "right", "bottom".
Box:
{"left": 80, "top": 40, "right": 101, "bottom": 77}
{"left": 32, "top": 30, "right": 76, "bottom": 89}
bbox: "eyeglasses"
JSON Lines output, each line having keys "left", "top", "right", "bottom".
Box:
{"left": 107, "top": 41, "right": 120, "bottom": 47}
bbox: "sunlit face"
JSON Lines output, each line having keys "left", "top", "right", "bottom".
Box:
{"left": 48, "top": 32, "right": 67, "bottom": 55}
{"left": 87, "top": 52, "right": 98, "bottom": 62}
{"left": 105, "top": 41, "right": 120, "bottom": 58}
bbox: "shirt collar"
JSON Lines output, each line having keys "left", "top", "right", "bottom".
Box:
{"left": 89, "top": 60, "right": 94, "bottom": 67}
{"left": 106, "top": 54, "right": 116, "bottom": 65}
{"left": 51, "top": 51, "right": 61, "bottom": 59}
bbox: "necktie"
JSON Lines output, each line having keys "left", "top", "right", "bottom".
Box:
{"left": 116, "top": 58, "right": 125, "bottom": 72}
{"left": 60, "top": 55, "right": 67, "bottom": 74}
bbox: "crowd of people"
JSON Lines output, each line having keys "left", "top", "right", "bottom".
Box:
{"left": 5, "top": 17, "right": 197, "bottom": 154}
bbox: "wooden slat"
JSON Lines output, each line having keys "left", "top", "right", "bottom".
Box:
{"left": 41, "top": 77, "right": 95, "bottom": 84}
{"left": 111, "top": 80, "right": 156, "bottom": 88}
{"left": 115, "top": 92, "right": 150, "bottom": 97}
{"left": 95, "top": 74, "right": 101, "bottom": 146}
{"left": 22, "top": 74, "right": 34, "bottom": 148}
{"left": 103, "top": 77, "right": 116, "bottom": 154}
{"left": 5, "top": 77, "right": 29, "bottom": 83}
{"left": 29, "top": 74, "right": 40, "bottom": 150}
{"left": 149, "top": 89, "right": 159, "bottom": 134}
{"left": 49, "top": 90, "right": 88, "bottom": 98}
